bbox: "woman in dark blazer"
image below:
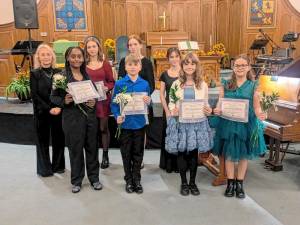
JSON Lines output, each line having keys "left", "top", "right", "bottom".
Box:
{"left": 30, "top": 44, "right": 65, "bottom": 177}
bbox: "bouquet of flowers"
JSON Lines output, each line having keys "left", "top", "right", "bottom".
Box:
{"left": 251, "top": 91, "right": 279, "bottom": 147}
{"left": 104, "top": 38, "right": 116, "bottom": 60}
{"left": 52, "top": 73, "right": 67, "bottom": 90}
{"left": 52, "top": 73, "right": 91, "bottom": 117}
{"left": 169, "top": 84, "right": 180, "bottom": 104}
{"left": 113, "top": 86, "right": 132, "bottom": 139}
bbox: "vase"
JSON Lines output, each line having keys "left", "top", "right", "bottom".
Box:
{"left": 16, "top": 91, "right": 31, "bottom": 102}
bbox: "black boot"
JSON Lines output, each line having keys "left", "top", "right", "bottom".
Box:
{"left": 101, "top": 151, "right": 109, "bottom": 169}
{"left": 180, "top": 183, "right": 190, "bottom": 196}
{"left": 235, "top": 179, "right": 246, "bottom": 199}
{"left": 224, "top": 179, "right": 235, "bottom": 197}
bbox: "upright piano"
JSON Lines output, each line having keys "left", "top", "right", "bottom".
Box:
{"left": 259, "top": 59, "right": 300, "bottom": 171}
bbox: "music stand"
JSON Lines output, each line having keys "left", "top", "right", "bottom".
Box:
{"left": 11, "top": 40, "right": 43, "bottom": 55}
{"left": 250, "top": 39, "right": 269, "bottom": 50}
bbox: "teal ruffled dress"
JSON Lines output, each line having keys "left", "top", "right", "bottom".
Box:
{"left": 211, "top": 80, "right": 266, "bottom": 162}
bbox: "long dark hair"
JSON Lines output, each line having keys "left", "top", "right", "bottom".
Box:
{"left": 166, "top": 47, "right": 181, "bottom": 59}
{"left": 64, "top": 46, "right": 89, "bottom": 81}
{"left": 227, "top": 54, "right": 252, "bottom": 90}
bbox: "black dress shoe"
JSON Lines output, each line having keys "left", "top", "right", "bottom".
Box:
{"left": 100, "top": 151, "right": 109, "bottom": 169}
{"left": 180, "top": 183, "right": 190, "bottom": 196}
{"left": 189, "top": 183, "right": 200, "bottom": 196}
{"left": 134, "top": 181, "right": 143, "bottom": 194}
{"left": 38, "top": 173, "right": 53, "bottom": 177}
{"left": 92, "top": 181, "right": 103, "bottom": 191}
{"left": 125, "top": 182, "right": 135, "bottom": 193}
{"left": 53, "top": 169, "right": 65, "bottom": 174}
{"left": 235, "top": 179, "right": 246, "bottom": 199}
{"left": 72, "top": 185, "right": 81, "bottom": 193}
{"left": 224, "top": 179, "right": 235, "bottom": 197}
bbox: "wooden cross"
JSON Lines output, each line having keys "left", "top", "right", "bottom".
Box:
{"left": 159, "top": 11, "right": 167, "bottom": 30}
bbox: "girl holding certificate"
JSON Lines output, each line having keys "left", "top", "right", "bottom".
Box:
{"left": 167, "top": 53, "right": 214, "bottom": 196}
{"left": 84, "top": 36, "right": 115, "bottom": 169}
{"left": 30, "top": 44, "right": 65, "bottom": 177}
{"left": 159, "top": 47, "right": 181, "bottom": 173}
{"left": 212, "top": 54, "right": 266, "bottom": 199}
{"left": 51, "top": 47, "right": 102, "bottom": 193}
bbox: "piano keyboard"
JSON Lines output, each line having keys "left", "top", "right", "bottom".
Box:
{"left": 263, "top": 120, "right": 281, "bottom": 130}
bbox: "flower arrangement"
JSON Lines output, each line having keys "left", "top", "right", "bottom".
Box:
{"left": 104, "top": 38, "right": 116, "bottom": 60}
{"left": 169, "top": 84, "right": 180, "bottom": 104}
{"left": 206, "top": 43, "right": 226, "bottom": 56}
{"left": 52, "top": 73, "right": 92, "bottom": 116}
{"left": 113, "top": 86, "right": 132, "bottom": 139}
{"left": 6, "top": 70, "right": 31, "bottom": 101}
{"left": 251, "top": 91, "right": 279, "bottom": 147}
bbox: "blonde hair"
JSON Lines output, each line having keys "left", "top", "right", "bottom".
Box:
{"left": 84, "top": 36, "right": 104, "bottom": 63}
{"left": 33, "top": 44, "right": 56, "bottom": 69}
{"left": 125, "top": 54, "right": 141, "bottom": 65}
{"left": 179, "top": 52, "right": 203, "bottom": 89}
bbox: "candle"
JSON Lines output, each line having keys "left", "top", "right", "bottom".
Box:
{"left": 160, "top": 36, "right": 163, "bottom": 45}
{"left": 163, "top": 11, "right": 166, "bottom": 29}
{"left": 209, "top": 34, "right": 212, "bottom": 50}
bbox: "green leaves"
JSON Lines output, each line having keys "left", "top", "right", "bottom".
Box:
{"left": 6, "top": 73, "right": 30, "bottom": 99}
{"left": 169, "top": 84, "right": 180, "bottom": 104}
{"left": 260, "top": 91, "right": 280, "bottom": 112}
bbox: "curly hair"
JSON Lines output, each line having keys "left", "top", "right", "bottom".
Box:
{"left": 179, "top": 52, "right": 203, "bottom": 89}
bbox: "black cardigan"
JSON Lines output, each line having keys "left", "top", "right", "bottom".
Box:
{"left": 30, "top": 67, "right": 61, "bottom": 115}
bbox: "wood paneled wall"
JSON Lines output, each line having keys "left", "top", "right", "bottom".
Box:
{"left": 217, "top": 0, "right": 300, "bottom": 59}
{"left": 94, "top": 0, "right": 217, "bottom": 49}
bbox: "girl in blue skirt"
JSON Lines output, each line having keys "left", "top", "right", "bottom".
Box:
{"left": 166, "top": 53, "right": 214, "bottom": 196}
{"left": 213, "top": 54, "right": 266, "bottom": 199}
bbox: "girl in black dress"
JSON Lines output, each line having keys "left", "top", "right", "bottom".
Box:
{"left": 51, "top": 47, "right": 102, "bottom": 193}
{"left": 30, "top": 44, "right": 65, "bottom": 177}
{"left": 159, "top": 47, "right": 181, "bottom": 173}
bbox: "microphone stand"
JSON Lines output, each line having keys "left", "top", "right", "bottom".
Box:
{"left": 259, "top": 29, "right": 280, "bottom": 54}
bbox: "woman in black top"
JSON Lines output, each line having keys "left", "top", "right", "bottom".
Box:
{"left": 30, "top": 44, "right": 65, "bottom": 177}
{"left": 118, "top": 34, "right": 155, "bottom": 94}
{"left": 159, "top": 47, "right": 181, "bottom": 173}
{"left": 51, "top": 47, "right": 102, "bottom": 193}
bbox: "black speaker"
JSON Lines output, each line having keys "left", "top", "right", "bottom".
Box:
{"left": 12, "top": 0, "right": 39, "bottom": 29}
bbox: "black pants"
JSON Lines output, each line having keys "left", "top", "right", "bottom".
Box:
{"left": 159, "top": 114, "right": 178, "bottom": 171}
{"left": 34, "top": 112, "right": 65, "bottom": 176}
{"left": 120, "top": 127, "right": 145, "bottom": 183}
{"left": 177, "top": 149, "right": 198, "bottom": 184}
{"left": 63, "top": 108, "right": 99, "bottom": 186}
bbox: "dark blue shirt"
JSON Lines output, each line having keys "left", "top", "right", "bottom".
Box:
{"left": 111, "top": 75, "right": 150, "bottom": 130}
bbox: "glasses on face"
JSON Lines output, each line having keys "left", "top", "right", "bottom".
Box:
{"left": 233, "top": 64, "right": 248, "bottom": 69}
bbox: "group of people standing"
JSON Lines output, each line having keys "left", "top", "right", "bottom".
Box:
{"left": 30, "top": 34, "right": 266, "bottom": 198}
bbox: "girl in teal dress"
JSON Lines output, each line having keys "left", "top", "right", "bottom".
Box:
{"left": 212, "top": 54, "right": 266, "bottom": 199}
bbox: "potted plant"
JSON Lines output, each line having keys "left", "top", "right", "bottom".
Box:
{"left": 104, "top": 38, "right": 116, "bottom": 65}
{"left": 6, "top": 70, "right": 31, "bottom": 102}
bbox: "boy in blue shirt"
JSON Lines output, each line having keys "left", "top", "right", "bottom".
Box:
{"left": 111, "top": 54, "right": 151, "bottom": 194}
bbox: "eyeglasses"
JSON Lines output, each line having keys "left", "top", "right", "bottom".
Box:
{"left": 233, "top": 64, "right": 249, "bottom": 68}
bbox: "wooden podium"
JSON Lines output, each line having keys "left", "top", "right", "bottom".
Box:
{"left": 142, "top": 31, "right": 190, "bottom": 88}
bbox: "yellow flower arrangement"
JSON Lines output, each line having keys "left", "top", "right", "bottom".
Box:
{"left": 104, "top": 38, "right": 116, "bottom": 60}
{"left": 6, "top": 70, "right": 31, "bottom": 101}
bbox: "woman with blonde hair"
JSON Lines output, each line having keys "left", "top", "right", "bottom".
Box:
{"left": 84, "top": 36, "right": 115, "bottom": 169}
{"left": 30, "top": 44, "right": 65, "bottom": 177}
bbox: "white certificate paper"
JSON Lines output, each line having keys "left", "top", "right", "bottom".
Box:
{"left": 95, "top": 81, "right": 107, "bottom": 101}
{"left": 67, "top": 80, "right": 100, "bottom": 104}
{"left": 179, "top": 99, "right": 206, "bottom": 123}
{"left": 220, "top": 98, "right": 249, "bottom": 123}
{"left": 123, "top": 92, "right": 148, "bottom": 115}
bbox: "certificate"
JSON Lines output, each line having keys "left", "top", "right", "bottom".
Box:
{"left": 220, "top": 98, "right": 249, "bottom": 123}
{"left": 67, "top": 80, "right": 100, "bottom": 104}
{"left": 179, "top": 99, "right": 206, "bottom": 123}
{"left": 123, "top": 92, "right": 148, "bottom": 115}
{"left": 95, "top": 81, "right": 107, "bottom": 101}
